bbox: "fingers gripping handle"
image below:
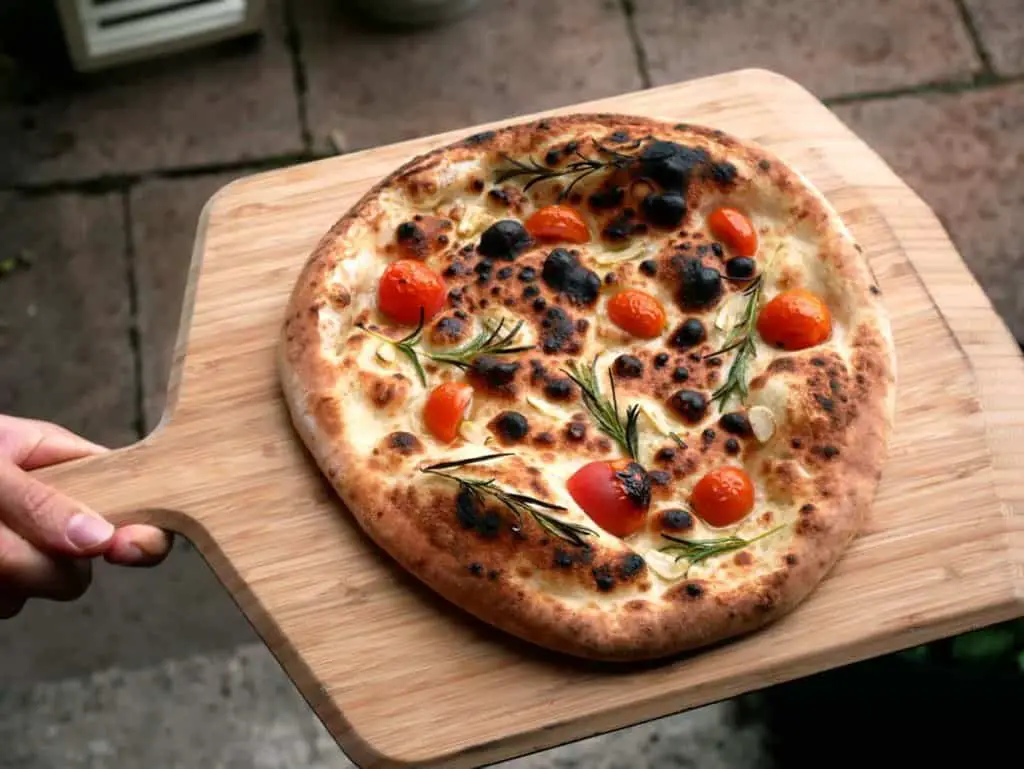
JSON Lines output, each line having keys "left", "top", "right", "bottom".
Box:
{"left": 29, "top": 442, "right": 189, "bottom": 532}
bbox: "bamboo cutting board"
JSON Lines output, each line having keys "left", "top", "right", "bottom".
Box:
{"left": 33, "top": 69, "right": 1024, "bottom": 768}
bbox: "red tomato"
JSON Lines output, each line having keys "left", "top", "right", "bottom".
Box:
{"left": 423, "top": 381, "right": 473, "bottom": 444}
{"left": 525, "top": 205, "right": 590, "bottom": 243}
{"left": 377, "top": 259, "right": 446, "bottom": 325}
{"left": 756, "top": 288, "right": 832, "bottom": 350}
{"left": 690, "top": 466, "right": 755, "bottom": 527}
{"left": 708, "top": 207, "right": 758, "bottom": 257}
{"left": 566, "top": 460, "right": 650, "bottom": 538}
{"left": 606, "top": 289, "right": 667, "bottom": 339}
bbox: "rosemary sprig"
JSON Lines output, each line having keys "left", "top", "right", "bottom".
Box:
{"left": 421, "top": 453, "right": 595, "bottom": 547}
{"left": 494, "top": 140, "right": 644, "bottom": 201}
{"left": 356, "top": 309, "right": 429, "bottom": 387}
{"left": 659, "top": 524, "right": 786, "bottom": 576}
{"left": 428, "top": 317, "right": 534, "bottom": 369}
{"left": 356, "top": 311, "right": 533, "bottom": 386}
{"left": 564, "top": 358, "right": 640, "bottom": 460}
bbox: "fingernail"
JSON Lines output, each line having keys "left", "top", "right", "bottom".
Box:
{"left": 66, "top": 514, "right": 115, "bottom": 550}
{"left": 118, "top": 543, "right": 147, "bottom": 564}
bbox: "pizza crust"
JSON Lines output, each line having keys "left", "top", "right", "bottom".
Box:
{"left": 277, "top": 115, "right": 896, "bottom": 661}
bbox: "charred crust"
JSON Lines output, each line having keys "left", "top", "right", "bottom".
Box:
{"left": 616, "top": 462, "right": 652, "bottom": 510}
{"left": 463, "top": 130, "right": 496, "bottom": 146}
{"left": 541, "top": 248, "right": 600, "bottom": 306}
{"left": 592, "top": 565, "right": 616, "bottom": 592}
{"left": 540, "top": 306, "right": 577, "bottom": 353}
{"left": 468, "top": 562, "right": 485, "bottom": 576}
{"left": 455, "top": 488, "right": 502, "bottom": 539}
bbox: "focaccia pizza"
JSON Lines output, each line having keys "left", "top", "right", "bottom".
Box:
{"left": 277, "top": 115, "right": 895, "bottom": 661}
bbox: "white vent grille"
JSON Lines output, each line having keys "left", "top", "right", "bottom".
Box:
{"left": 58, "top": 0, "right": 265, "bottom": 71}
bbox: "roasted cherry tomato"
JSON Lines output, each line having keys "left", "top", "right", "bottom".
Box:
{"left": 756, "top": 288, "right": 832, "bottom": 350}
{"left": 606, "top": 289, "right": 668, "bottom": 339}
{"left": 708, "top": 207, "right": 758, "bottom": 257}
{"left": 525, "top": 205, "right": 590, "bottom": 243}
{"left": 690, "top": 466, "right": 755, "bottom": 527}
{"left": 423, "top": 381, "right": 473, "bottom": 444}
{"left": 377, "top": 259, "right": 446, "bottom": 325}
{"left": 566, "top": 460, "right": 651, "bottom": 538}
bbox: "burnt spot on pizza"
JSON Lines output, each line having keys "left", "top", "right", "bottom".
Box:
{"left": 565, "top": 421, "right": 587, "bottom": 442}
{"left": 588, "top": 186, "right": 625, "bottom": 211}
{"left": 637, "top": 141, "right": 710, "bottom": 192}
{"left": 655, "top": 446, "right": 677, "bottom": 463}
{"left": 490, "top": 411, "right": 530, "bottom": 443}
{"left": 543, "top": 377, "right": 575, "bottom": 401}
{"left": 707, "top": 162, "right": 738, "bottom": 186}
{"left": 719, "top": 411, "right": 752, "bottom": 436}
{"left": 517, "top": 265, "right": 537, "bottom": 282}
{"left": 544, "top": 148, "right": 561, "bottom": 166}
{"left": 815, "top": 445, "right": 840, "bottom": 460}
{"left": 733, "top": 550, "right": 753, "bottom": 567}
{"left": 711, "top": 242, "right": 724, "bottom": 258}
{"left": 668, "top": 389, "right": 708, "bottom": 424}
{"left": 758, "top": 159, "right": 771, "bottom": 171}
{"left": 468, "top": 177, "right": 485, "bottom": 194}
{"left": 467, "top": 562, "right": 485, "bottom": 577}
{"left": 724, "top": 438, "right": 741, "bottom": 455}
{"left": 641, "top": 192, "right": 686, "bottom": 228}
{"left": 683, "top": 581, "right": 705, "bottom": 599}
{"left": 592, "top": 565, "right": 616, "bottom": 592}
{"left": 639, "top": 259, "right": 658, "bottom": 277}
{"left": 725, "top": 256, "right": 756, "bottom": 280}
{"left": 487, "top": 188, "right": 511, "bottom": 206}
{"left": 429, "top": 314, "right": 469, "bottom": 346}
{"left": 675, "top": 256, "right": 723, "bottom": 310}
{"left": 815, "top": 394, "right": 835, "bottom": 412}
{"left": 532, "top": 297, "right": 547, "bottom": 312}
{"left": 455, "top": 488, "right": 502, "bottom": 539}
{"left": 386, "top": 431, "right": 422, "bottom": 455}
{"left": 474, "top": 258, "right": 494, "bottom": 281}
{"left": 669, "top": 318, "right": 706, "bottom": 350}
{"left": 601, "top": 213, "right": 645, "bottom": 244}
{"left": 522, "top": 284, "right": 540, "bottom": 299}
{"left": 612, "top": 354, "right": 644, "bottom": 379}
{"left": 540, "top": 306, "right": 577, "bottom": 353}
{"left": 479, "top": 220, "right": 532, "bottom": 261}
{"left": 785, "top": 553, "right": 798, "bottom": 566}
{"left": 463, "top": 130, "right": 496, "bottom": 146}
{"left": 552, "top": 545, "right": 595, "bottom": 570}
{"left": 359, "top": 371, "right": 410, "bottom": 412}
{"left": 541, "top": 248, "right": 600, "bottom": 306}
{"left": 660, "top": 509, "right": 694, "bottom": 532}
{"left": 532, "top": 431, "right": 556, "bottom": 447}
{"left": 326, "top": 284, "right": 351, "bottom": 309}
{"left": 701, "top": 428, "right": 716, "bottom": 447}
{"left": 608, "top": 130, "right": 631, "bottom": 143}
{"left": 469, "top": 355, "right": 522, "bottom": 394}
{"left": 672, "top": 366, "right": 689, "bottom": 382}
{"left": 654, "top": 352, "right": 670, "bottom": 369}
{"left": 648, "top": 470, "right": 671, "bottom": 487}
{"left": 617, "top": 553, "right": 646, "bottom": 580}
{"left": 616, "top": 462, "right": 652, "bottom": 510}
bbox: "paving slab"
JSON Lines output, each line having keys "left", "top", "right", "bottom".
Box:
{"left": 130, "top": 173, "right": 248, "bottom": 432}
{"left": 0, "top": 191, "right": 135, "bottom": 448}
{"left": 964, "top": 0, "right": 1024, "bottom": 74}
{"left": 295, "top": 0, "right": 643, "bottom": 152}
{"left": 0, "top": 0, "right": 301, "bottom": 185}
{"left": 834, "top": 82, "right": 1024, "bottom": 340}
{"left": 0, "top": 643, "right": 770, "bottom": 769}
{"left": 632, "top": 0, "right": 980, "bottom": 99}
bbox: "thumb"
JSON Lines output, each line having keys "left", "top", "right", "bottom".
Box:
{"left": 0, "top": 462, "right": 114, "bottom": 558}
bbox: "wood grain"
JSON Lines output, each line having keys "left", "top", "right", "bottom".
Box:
{"left": 32, "top": 69, "right": 1024, "bottom": 768}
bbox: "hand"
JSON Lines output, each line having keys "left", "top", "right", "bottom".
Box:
{"left": 0, "top": 414, "right": 172, "bottom": 618}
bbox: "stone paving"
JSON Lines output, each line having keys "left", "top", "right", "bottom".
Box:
{"left": 1, "top": 0, "right": 1022, "bottom": 766}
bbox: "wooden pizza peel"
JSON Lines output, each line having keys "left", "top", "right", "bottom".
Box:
{"left": 32, "top": 69, "right": 1024, "bottom": 768}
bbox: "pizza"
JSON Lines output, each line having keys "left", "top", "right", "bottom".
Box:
{"left": 277, "top": 114, "right": 896, "bottom": 662}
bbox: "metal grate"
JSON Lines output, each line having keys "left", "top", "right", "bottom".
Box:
{"left": 57, "top": 0, "right": 265, "bottom": 71}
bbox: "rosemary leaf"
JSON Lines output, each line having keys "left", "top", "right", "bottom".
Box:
{"left": 564, "top": 358, "right": 640, "bottom": 460}
{"left": 355, "top": 309, "right": 429, "bottom": 387}
{"left": 420, "top": 453, "right": 596, "bottom": 547}
{"left": 660, "top": 524, "right": 786, "bottom": 576}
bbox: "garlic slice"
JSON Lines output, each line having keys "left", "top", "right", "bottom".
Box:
{"left": 458, "top": 419, "right": 490, "bottom": 445}
{"left": 456, "top": 206, "right": 496, "bottom": 238}
{"left": 715, "top": 292, "right": 745, "bottom": 331}
{"left": 526, "top": 394, "right": 570, "bottom": 420}
{"left": 748, "top": 405, "right": 776, "bottom": 443}
{"left": 593, "top": 241, "right": 653, "bottom": 265}
{"left": 639, "top": 402, "right": 673, "bottom": 436}
{"left": 375, "top": 342, "right": 396, "bottom": 365}
{"left": 643, "top": 549, "right": 687, "bottom": 581}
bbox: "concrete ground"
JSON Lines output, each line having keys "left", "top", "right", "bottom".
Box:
{"left": 0, "top": 0, "right": 1022, "bottom": 766}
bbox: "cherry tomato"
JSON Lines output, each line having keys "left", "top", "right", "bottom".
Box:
{"left": 606, "top": 289, "right": 667, "bottom": 339}
{"left": 423, "top": 381, "right": 473, "bottom": 444}
{"left": 756, "top": 288, "right": 832, "bottom": 350}
{"left": 525, "top": 205, "right": 590, "bottom": 243}
{"left": 377, "top": 259, "right": 446, "bottom": 325}
{"left": 566, "top": 460, "right": 650, "bottom": 538}
{"left": 708, "top": 207, "right": 758, "bottom": 257}
{"left": 690, "top": 466, "right": 755, "bottom": 527}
